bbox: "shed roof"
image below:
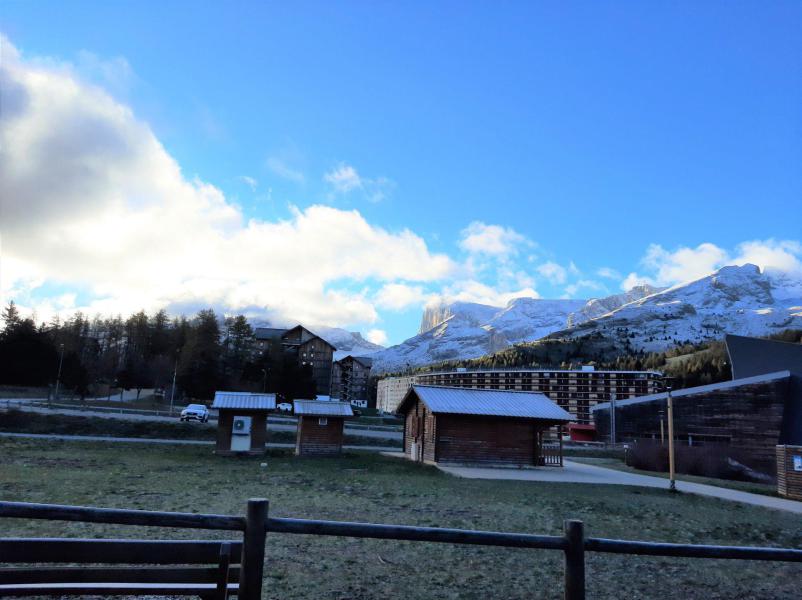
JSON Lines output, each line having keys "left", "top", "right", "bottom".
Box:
{"left": 293, "top": 400, "right": 354, "bottom": 417}
{"left": 398, "top": 385, "right": 573, "bottom": 421}
{"left": 212, "top": 391, "right": 276, "bottom": 410}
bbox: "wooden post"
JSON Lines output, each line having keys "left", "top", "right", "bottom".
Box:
{"left": 239, "top": 498, "right": 268, "bottom": 600}
{"left": 666, "top": 387, "right": 676, "bottom": 491}
{"left": 558, "top": 425, "right": 564, "bottom": 467}
{"left": 563, "top": 520, "right": 585, "bottom": 600}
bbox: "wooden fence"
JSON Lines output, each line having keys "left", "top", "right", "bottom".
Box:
{"left": 2, "top": 499, "right": 802, "bottom": 600}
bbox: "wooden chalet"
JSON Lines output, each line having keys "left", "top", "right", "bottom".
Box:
{"left": 397, "top": 385, "right": 573, "bottom": 467}
{"left": 294, "top": 400, "right": 354, "bottom": 456}
{"left": 212, "top": 391, "right": 276, "bottom": 456}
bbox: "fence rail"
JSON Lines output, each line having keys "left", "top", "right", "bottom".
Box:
{"left": 2, "top": 500, "right": 802, "bottom": 600}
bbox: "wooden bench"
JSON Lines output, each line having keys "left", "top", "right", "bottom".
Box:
{"left": 0, "top": 538, "right": 240, "bottom": 598}
{"left": 0, "top": 499, "right": 269, "bottom": 599}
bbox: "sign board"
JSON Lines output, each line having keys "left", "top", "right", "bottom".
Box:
{"left": 793, "top": 455, "right": 802, "bottom": 472}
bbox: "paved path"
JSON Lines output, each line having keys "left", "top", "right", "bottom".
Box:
{"left": 0, "top": 431, "right": 401, "bottom": 453}
{"left": 436, "top": 459, "right": 802, "bottom": 514}
{"left": 2, "top": 404, "right": 402, "bottom": 440}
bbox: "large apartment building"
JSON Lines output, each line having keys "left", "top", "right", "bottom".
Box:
{"left": 254, "top": 325, "right": 336, "bottom": 395}
{"left": 330, "top": 355, "right": 373, "bottom": 407}
{"left": 377, "top": 367, "right": 663, "bottom": 425}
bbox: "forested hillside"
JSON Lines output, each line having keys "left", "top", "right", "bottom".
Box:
{"left": 410, "top": 329, "right": 802, "bottom": 391}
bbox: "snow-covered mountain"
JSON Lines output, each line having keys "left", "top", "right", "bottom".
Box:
{"left": 370, "top": 264, "right": 802, "bottom": 373}
{"left": 371, "top": 291, "right": 650, "bottom": 374}
{"left": 312, "top": 325, "right": 386, "bottom": 360}
{"left": 546, "top": 264, "right": 802, "bottom": 353}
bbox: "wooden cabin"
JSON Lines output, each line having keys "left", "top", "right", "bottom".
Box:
{"left": 397, "top": 385, "right": 573, "bottom": 467}
{"left": 294, "top": 400, "right": 353, "bottom": 456}
{"left": 211, "top": 391, "right": 276, "bottom": 456}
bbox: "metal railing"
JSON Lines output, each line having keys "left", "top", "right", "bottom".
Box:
{"left": 2, "top": 500, "right": 802, "bottom": 600}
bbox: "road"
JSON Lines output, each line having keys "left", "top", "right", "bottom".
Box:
{"left": 434, "top": 458, "right": 802, "bottom": 514}
{"left": 0, "top": 431, "right": 400, "bottom": 453}
{"left": 2, "top": 402, "right": 402, "bottom": 441}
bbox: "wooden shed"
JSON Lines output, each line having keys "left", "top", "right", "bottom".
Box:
{"left": 777, "top": 445, "right": 802, "bottom": 500}
{"left": 211, "top": 391, "right": 276, "bottom": 456}
{"left": 293, "top": 400, "right": 354, "bottom": 456}
{"left": 397, "top": 385, "right": 573, "bottom": 467}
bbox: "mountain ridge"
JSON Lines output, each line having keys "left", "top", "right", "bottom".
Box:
{"left": 371, "top": 264, "right": 802, "bottom": 373}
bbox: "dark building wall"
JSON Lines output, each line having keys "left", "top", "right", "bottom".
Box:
{"left": 296, "top": 416, "right": 345, "bottom": 455}
{"left": 215, "top": 409, "right": 268, "bottom": 455}
{"left": 330, "top": 357, "right": 372, "bottom": 405}
{"left": 435, "top": 415, "right": 537, "bottom": 466}
{"left": 297, "top": 338, "right": 334, "bottom": 394}
{"left": 594, "top": 377, "right": 791, "bottom": 472}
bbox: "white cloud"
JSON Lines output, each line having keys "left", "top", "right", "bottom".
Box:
{"left": 597, "top": 266, "right": 621, "bottom": 280}
{"left": 642, "top": 242, "right": 728, "bottom": 285}
{"left": 536, "top": 262, "right": 567, "bottom": 285}
{"left": 266, "top": 156, "right": 305, "bottom": 183}
{"left": 428, "top": 280, "right": 539, "bottom": 308}
{"left": 564, "top": 279, "right": 606, "bottom": 297}
{"left": 324, "top": 163, "right": 393, "bottom": 203}
{"left": 734, "top": 239, "right": 802, "bottom": 274}
{"left": 238, "top": 175, "right": 258, "bottom": 191}
{"left": 375, "top": 283, "right": 427, "bottom": 311}
{"left": 0, "top": 36, "right": 454, "bottom": 328}
{"left": 324, "top": 163, "right": 362, "bottom": 193}
{"left": 621, "top": 272, "right": 657, "bottom": 291}
{"left": 366, "top": 328, "right": 388, "bottom": 346}
{"left": 459, "top": 222, "right": 528, "bottom": 257}
{"left": 621, "top": 239, "right": 802, "bottom": 291}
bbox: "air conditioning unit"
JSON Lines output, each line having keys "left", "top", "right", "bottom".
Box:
{"left": 230, "top": 415, "right": 252, "bottom": 452}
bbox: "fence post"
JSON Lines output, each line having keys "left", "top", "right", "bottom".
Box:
{"left": 240, "top": 498, "right": 268, "bottom": 600}
{"left": 563, "top": 519, "right": 585, "bottom": 600}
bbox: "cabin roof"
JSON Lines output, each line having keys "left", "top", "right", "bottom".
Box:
{"left": 293, "top": 400, "right": 354, "bottom": 417}
{"left": 212, "top": 391, "right": 277, "bottom": 410}
{"left": 398, "top": 385, "right": 573, "bottom": 421}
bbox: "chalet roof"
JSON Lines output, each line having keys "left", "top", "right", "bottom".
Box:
{"left": 337, "top": 355, "right": 374, "bottom": 367}
{"left": 398, "top": 385, "right": 573, "bottom": 422}
{"left": 353, "top": 356, "right": 374, "bottom": 367}
{"left": 590, "top": 370, "right": 792, "bottom": 412}
{"left": 282, "top": 325, "right": 337, "bottom": 350}
{"left": 293, "top": 400, "right": 354, "bottom": 417}
{"left": 212, "top": 391, "right": 277, "bottom": 410}
{"left": 254, "top": 327, "right": 286, "bottom": 340}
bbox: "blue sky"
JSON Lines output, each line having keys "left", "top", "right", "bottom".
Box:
{"left": 2, "top": 2, "right": 801, "bottom": 346}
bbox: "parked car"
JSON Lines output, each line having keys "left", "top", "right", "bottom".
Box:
{"left": 180, "top": 404, "right": 209, "bottom": 422}
{"left": 276, "top": 402, "right": 293, "bottom": 412}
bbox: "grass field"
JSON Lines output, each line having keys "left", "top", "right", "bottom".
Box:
{"left": 0, "top": 411, "right": 399, "bottom": 448}
{"left": 1, "top": 438, "right": 801, "bottom": 599}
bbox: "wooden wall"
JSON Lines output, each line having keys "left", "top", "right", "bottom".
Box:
{"left": 296, "top": 416, "right": 345, "bottom": 456}
{"left": 435, "top": 415, "right": 537, "bottom": 466}
{"left": 403, "top": 397, "right": 436, "bottom": 462}
{"left": 776, "top": 445, "right": 802, "bottom": 500}
{"left": 215, "top": 409, "right": 268, "bottom": 456}
{"left": 594, "top": 377, "right": 790, "bottom": 473}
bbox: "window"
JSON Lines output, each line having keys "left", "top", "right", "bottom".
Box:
{"left": 318, "top": 417, "right": 328, "bottom": 426}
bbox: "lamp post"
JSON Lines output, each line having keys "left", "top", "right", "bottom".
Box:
{"left": 53, "top": 343, "right": 65, "bottom": 407}
{"left": 609, "top": 393, "right": 617, "bottom": 445}
{"left": 261, "top": 369, "right": 267, "bottom": 393}
{"left": 661, "top": 376, "right": 677, "bottom": 492}
{"left": 169, "top": 350, "right": 179, "bottom": 417}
